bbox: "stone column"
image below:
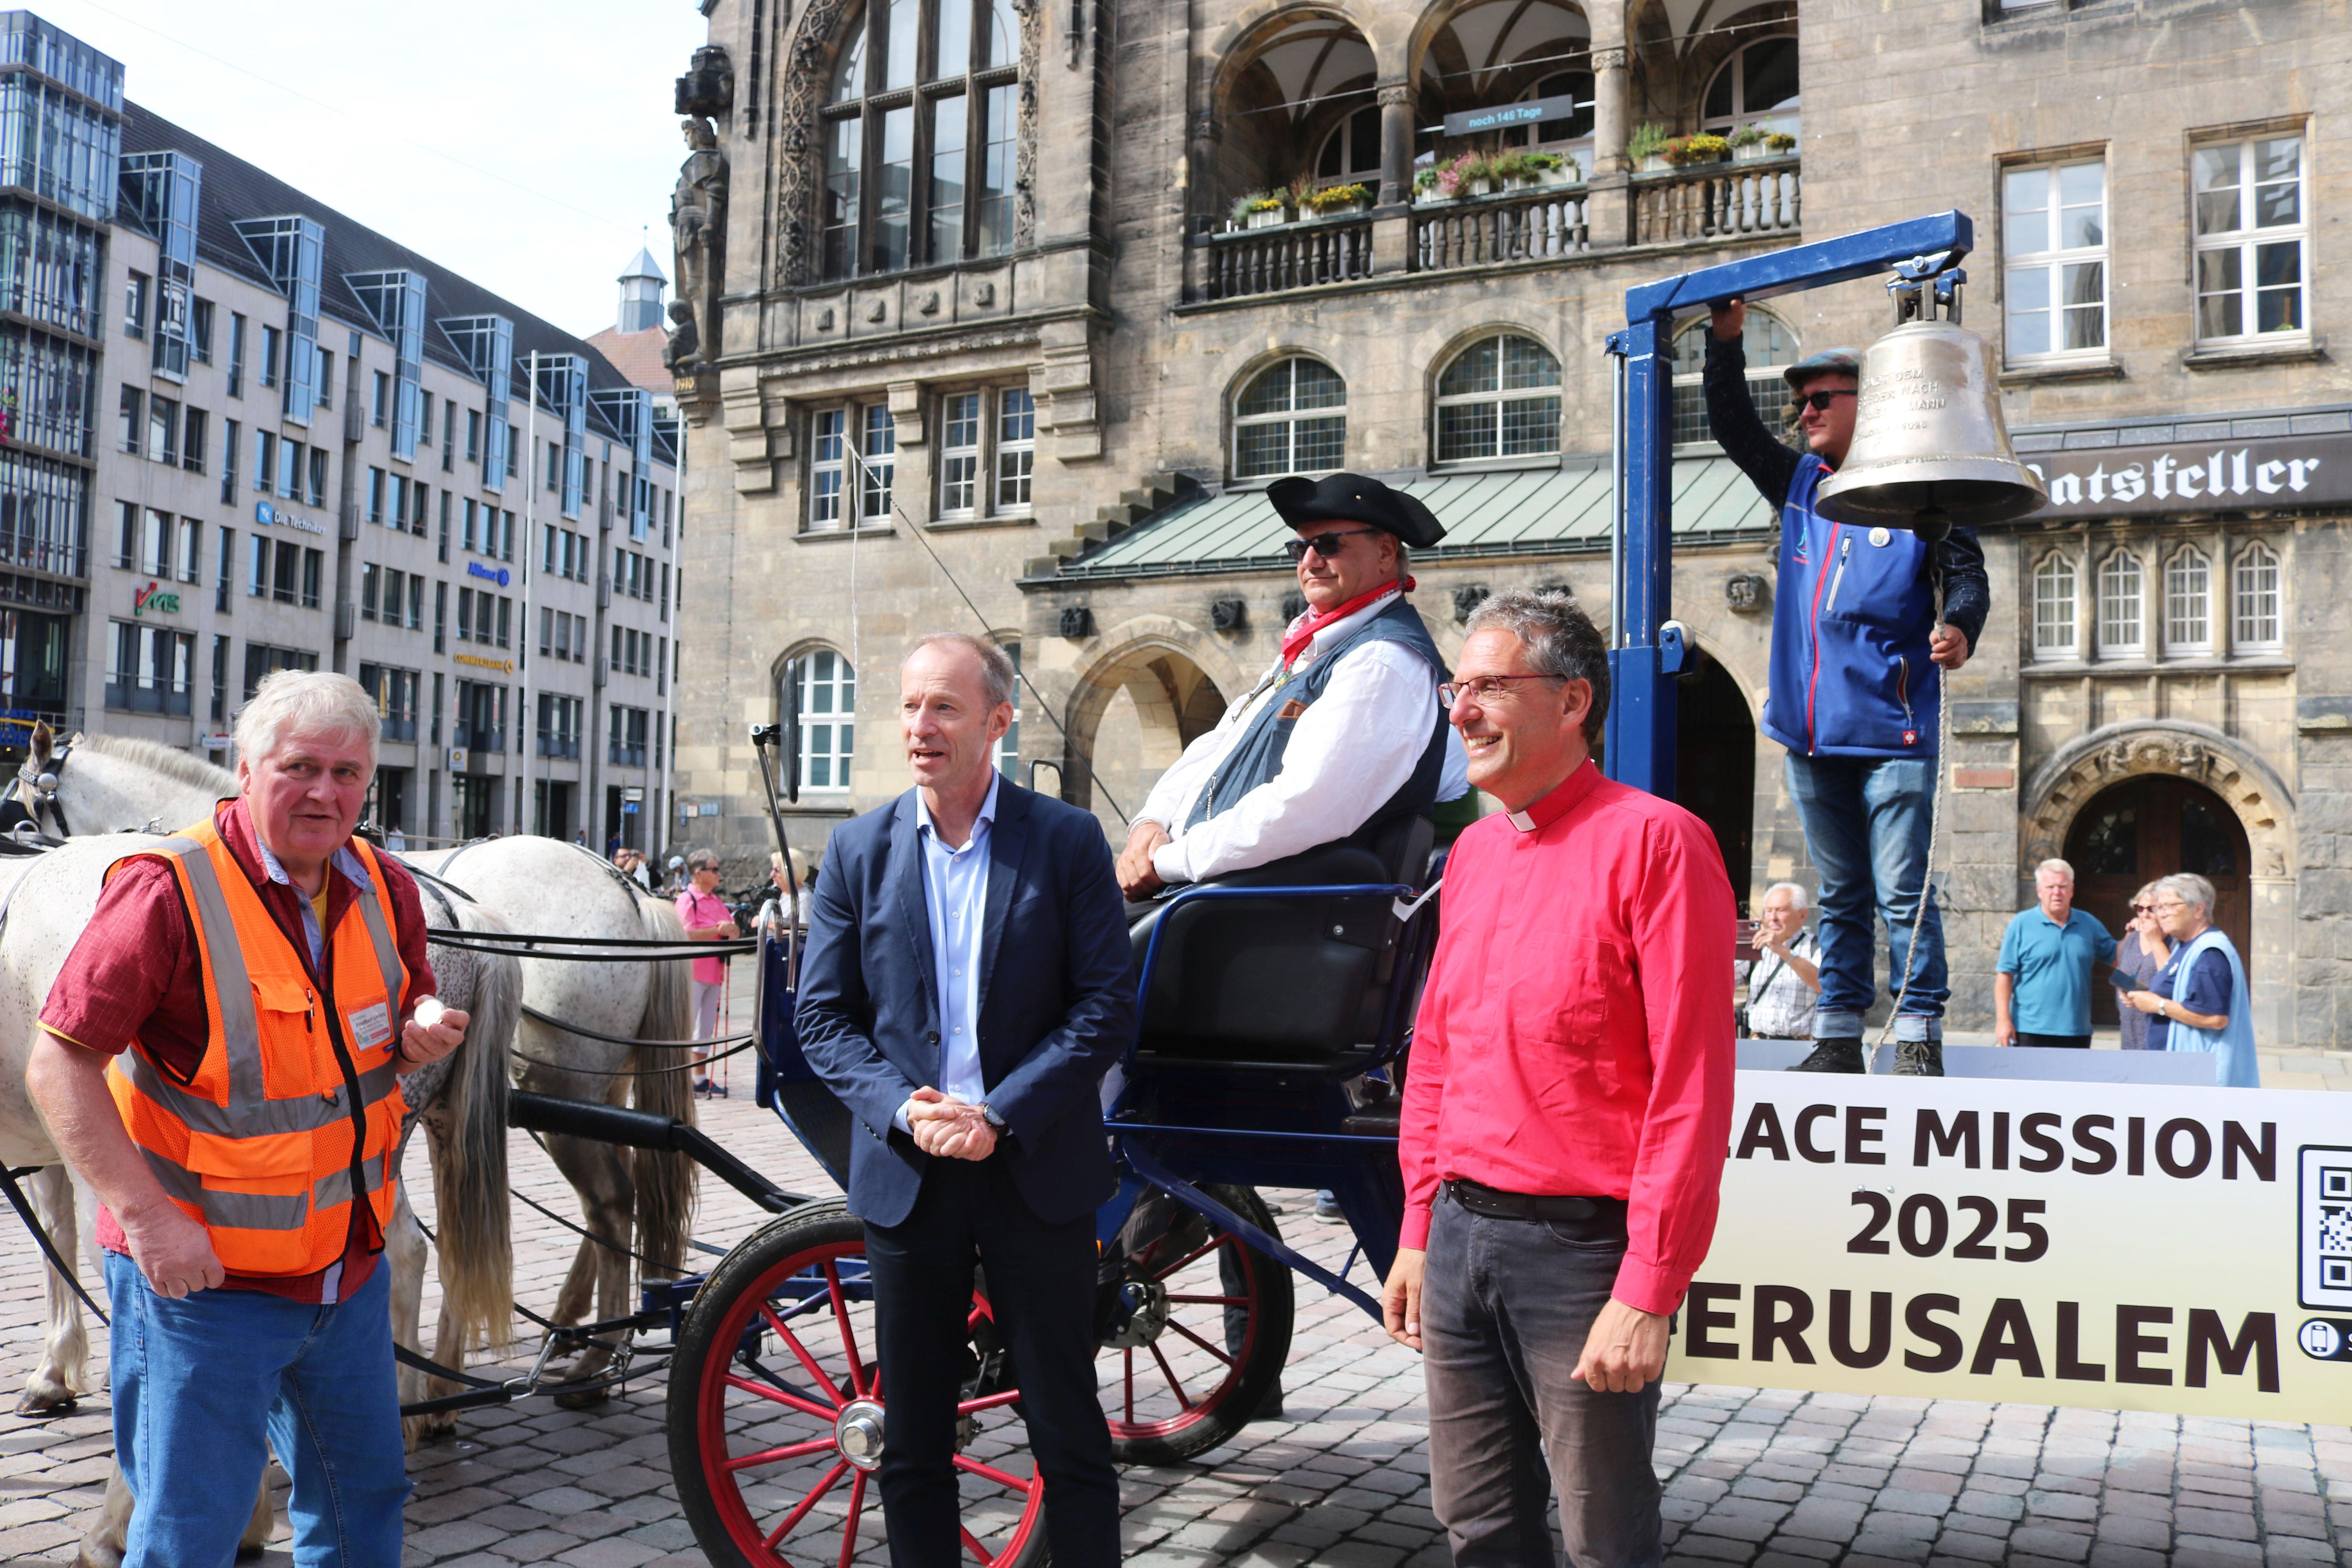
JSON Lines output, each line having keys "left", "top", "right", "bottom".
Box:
{"left": 1373, "top": 80, "right": 1415, "bottom": 275}
{"left": 1586, "top": 41, "right": 1633, "bottom": 247}
{"left": 1376, "top": 78, "right": 1413, "bottom": 206}
{"left": 1580, "top": 1, "right": 1632, "bottom": 245}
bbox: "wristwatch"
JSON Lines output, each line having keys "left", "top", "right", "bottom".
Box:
{"left": 979, "top": 1103, "right": 1007, "bottom": 1129}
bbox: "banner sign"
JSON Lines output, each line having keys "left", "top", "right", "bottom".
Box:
{"left": 1442, "top": 93, "right": 1581, "bottom": 139}
{"left": 1664, "top": 1072, "right": 2350, "bottom": 1422}
{"left": 2022, "top": 431, "right": 2350, "bottom": 519}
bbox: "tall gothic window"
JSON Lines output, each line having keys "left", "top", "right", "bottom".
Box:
{"left": 822, "top": 0, "right": 1020, "bottom": 280}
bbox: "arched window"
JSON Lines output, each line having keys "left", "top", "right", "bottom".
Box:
{"left": 1232, "top": 358, "right": 1345, "bottom": 479}
{"left": 2232, "top": 540, "right": 2281, "bottom": 651}
{"left": 2164, "top": 544, "right": 2212, "bottom": 655}
{"left": 786, "top": 648, "right": 857, "bottom": 791}
{"left": 1434, "top": 334, "right": 1561, "bottom": 464}
{"left": 1314, "top": 105, "right": 1382, "bottom": 187}
{"left": 2031, "top": 551, "right": 2077, "bottom": 660}
{"left": 1702, "top": 36, "right": 1799, "bottom": 140}
{"left": 820, "top": 0, "right": 1021, "bottom": 281}
{"left": 2096, "top": 548, "right": 2143, "bottom": 657}
{"left": 1668, "top": 313, "right": 1798, "bottom": 448}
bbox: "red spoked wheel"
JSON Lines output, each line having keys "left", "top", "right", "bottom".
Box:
{"left": 669, "top": 1202, "right": 1047, "bottom": 1568}
{"left": 1100, "top": 1183, "right": 1294, "bottom": 1466}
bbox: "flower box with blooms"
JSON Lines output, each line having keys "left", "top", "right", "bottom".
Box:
{"left": 1684, "top": 133, "right": 1732, "bottom": 163}
{"left": 1232, "top": 192, "right": 1288, "bottom": 230}
{"left": 1766, "top": 131, "right": 1797, "bottom": 154}
{"left": 1305, "top": 182, "right": 1373, "bottom": 218}
{"left": 1730, "top": 123, "right": 1769, "bottom": 161}
{"left": 1628, "top": 122, "right": 1672, "bottom": 173}
{"left": 1412, "top": 166, "right": 1450, "bottom": 204}
{"left": 1523, "top": 150, "right": 1578, "bottom": 185}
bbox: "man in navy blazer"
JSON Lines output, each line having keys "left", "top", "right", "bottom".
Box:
{"left": 797, "top": 631, "right": 1133, "bottom": 1567}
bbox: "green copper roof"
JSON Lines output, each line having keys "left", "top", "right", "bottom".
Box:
{"left": 1051, "top": 458, "right": 1776, "bottom": 580}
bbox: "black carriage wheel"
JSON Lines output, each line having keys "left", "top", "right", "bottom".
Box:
{"left": 668, "top": 1201, "right": 1049, "bottom": 1568}
{"left": 1102, "top": 1183, "right": 1294, "bottom": 1467}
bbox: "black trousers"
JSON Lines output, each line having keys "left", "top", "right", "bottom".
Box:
{"left": 2018, "top": 1031, "right": 2091, "bottom": 1049}
{"left": 864, "top": 1155, "right": 1120, "bottom": 1568}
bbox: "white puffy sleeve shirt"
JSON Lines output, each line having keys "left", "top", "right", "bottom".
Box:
{"left": 1139, "top": 597, "right": 1468, "bottom": 886}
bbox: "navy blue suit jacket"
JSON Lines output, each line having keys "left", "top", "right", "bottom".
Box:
{"left": 795, "top": 781, "right": 1136, "bottom": 1228}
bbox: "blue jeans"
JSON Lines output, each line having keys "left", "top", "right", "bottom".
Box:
{"left": 1784, "top": 753, "right": 1947, "bottom": 1040}
{"left": 105, "top": 1249, "right": 410, "bottom": 1568}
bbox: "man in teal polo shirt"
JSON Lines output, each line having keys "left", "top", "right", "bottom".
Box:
{"left": 1994, "top": 859, "right": 2118, "bottom": 1049}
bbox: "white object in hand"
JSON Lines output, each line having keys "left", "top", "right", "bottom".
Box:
{"left": 413, "top": 996, "right": 448, "bottom": 1031}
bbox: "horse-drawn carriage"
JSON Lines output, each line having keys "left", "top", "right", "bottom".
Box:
{"left": 659, "top": 812, "right": 1447, "bottom": 1567}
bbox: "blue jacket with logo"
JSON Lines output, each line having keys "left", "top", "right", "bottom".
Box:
{"left": 1704, "top": 334, "right": 1990, "bottom": 759}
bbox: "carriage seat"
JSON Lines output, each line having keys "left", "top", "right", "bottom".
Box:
{"left": 1129, "top": 813, "right": 1434, "bottom": 1069}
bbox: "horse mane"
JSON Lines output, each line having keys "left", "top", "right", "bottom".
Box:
{"left": 74, "top": 733, "right": 238, "bottom": 793}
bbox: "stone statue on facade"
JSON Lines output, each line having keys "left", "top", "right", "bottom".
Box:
{"left": 670, "top": 116, "right": 728, "bottom": 371}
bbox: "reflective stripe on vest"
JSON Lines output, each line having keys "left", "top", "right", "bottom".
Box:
{"left": 105, "top": 820, "right": 409, "bottom": 1274}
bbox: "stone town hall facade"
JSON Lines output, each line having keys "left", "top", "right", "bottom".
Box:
{"left": 667, "top": 0, "right": 2352, "bottom": 1047}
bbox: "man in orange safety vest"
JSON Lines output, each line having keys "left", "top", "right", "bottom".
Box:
{"left": 28, "top": 670, "right": 470, "bottom": 1567}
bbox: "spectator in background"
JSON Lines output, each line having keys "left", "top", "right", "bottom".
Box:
{"left": 677, "top": 849, "right": 740, "bottom": 1091}
{"left": 2123, "top": 873, "right": 2257, "bottom": 1087}
{"left": 1738, "top": 882, "right": 1822, "bottom": 1041}
{"left": 1994, "top": 859, "right": 2116, "bottom": 1049}
{"left": 2112, "top": 882, "right": 2169, "bottom": 1050}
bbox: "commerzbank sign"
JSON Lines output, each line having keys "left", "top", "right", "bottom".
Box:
{"left": 2022, "top": 430, "right": 2352, "bottom": 520}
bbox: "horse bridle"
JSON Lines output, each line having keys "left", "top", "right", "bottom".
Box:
{"left": 11, "top": 741, "right": 69, "bottom": 840}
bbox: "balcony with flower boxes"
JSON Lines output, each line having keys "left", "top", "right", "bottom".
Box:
{"left": 1183, "top": 150, "right": 1800, "bottom": 309}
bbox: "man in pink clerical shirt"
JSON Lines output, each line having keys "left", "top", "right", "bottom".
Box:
{"left": 1382, "top": 588, "right": 1736, "bottom": 1568}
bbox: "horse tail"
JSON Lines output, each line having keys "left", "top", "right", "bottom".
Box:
{"left": 631, "top": 894, "right": 697, "bottom": 1279}
{"left": 432, "top": 897, "right": 519, "bottom": 1354}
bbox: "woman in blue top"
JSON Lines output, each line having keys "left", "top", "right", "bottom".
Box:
{"left": 2120, "top": 872, "right": 2258, "bottom": 1087}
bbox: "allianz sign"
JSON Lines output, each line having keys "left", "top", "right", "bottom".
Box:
{"left": 2020, "top": 431, "right": 2350, "bottom": 519}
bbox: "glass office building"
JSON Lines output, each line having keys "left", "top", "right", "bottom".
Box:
{"left": 0, "top": 12, "right": 118, "bottom": 730}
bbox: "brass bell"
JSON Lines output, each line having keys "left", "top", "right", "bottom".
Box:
{"left": 1814, "top": 321, "right": 2048, "bottom": 543}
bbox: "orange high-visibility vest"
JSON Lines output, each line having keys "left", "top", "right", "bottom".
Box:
{"left": 106, "top": 817, "right": 410, "bottom": 1278}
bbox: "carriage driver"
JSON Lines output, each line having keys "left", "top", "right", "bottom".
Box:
{"left": 26, "top": 670, "right": 469, "bottom": 1568}
{"left": 1115, "top": 471, "right": 1470, "bottom": 902}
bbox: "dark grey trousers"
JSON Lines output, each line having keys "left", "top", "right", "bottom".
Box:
{"left": 1422, "top": 1188, "right": 1663, "bottom": 1568}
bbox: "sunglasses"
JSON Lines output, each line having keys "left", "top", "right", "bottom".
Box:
{"left": 2132, "top": 903, "right": 2154, "bottom": 913}
{"left": 1283, "top": 528, "right": 1379, "bottom": 561}
{"left": 1790, "top": 389, "right": 1858, "bottom": 414}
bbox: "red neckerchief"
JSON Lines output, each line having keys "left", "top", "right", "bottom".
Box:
{"left": 1279, "top": 576, "right": 1415, "bottom": 670}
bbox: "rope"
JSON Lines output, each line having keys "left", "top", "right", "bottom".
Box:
{"left": 424, "top": 926, "right": 756, "bottom": 952}
{"left": 520, "top": 1001, "right": 747, "bottom": 1050}
{"left": 515, "top": 1036, "right": 759, "bottom": 1076}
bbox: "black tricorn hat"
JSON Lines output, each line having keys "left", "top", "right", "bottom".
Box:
{"left": 1266, "top": 472, "right": 1446, "bottom": 549}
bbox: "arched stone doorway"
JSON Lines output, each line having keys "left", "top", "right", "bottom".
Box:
{"left": 2065, "top": 775, "right": 2252, "bottom": 1026}
{"left": 1065, "top": 644, "right": 1229, "bottom": 839}
{"left": 1675, "top": 649, "right": 1755, "bottom": 911}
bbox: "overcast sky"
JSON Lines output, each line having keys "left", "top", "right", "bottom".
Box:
{"left": 45, "top": 0, "right": 711, "bottom": 338}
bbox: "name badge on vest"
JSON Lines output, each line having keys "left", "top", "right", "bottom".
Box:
{"left": 348, "top": 1001, "right": 394, "bottom": 1052}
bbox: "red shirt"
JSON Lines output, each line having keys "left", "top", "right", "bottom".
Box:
{"left": 1398, "top": 760, "right": 1736, "bottom": 1316}
{"left": 41, "top": 799, "right": 437, "bottom": 1301}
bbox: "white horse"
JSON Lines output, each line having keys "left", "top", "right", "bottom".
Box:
{"left": 400, "top": 836, "right": 699, "bottom": 1392}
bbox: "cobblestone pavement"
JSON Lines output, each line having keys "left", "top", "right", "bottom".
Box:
{"left": 4, "top": 1040, "right": 2349, "bottom": 1566}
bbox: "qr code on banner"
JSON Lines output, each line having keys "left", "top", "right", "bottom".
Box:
{"left": 2304, "top": 1149, "right": 2352, "bottom": 1309}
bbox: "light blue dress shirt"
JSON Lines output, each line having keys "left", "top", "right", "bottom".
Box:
{"left": 895, "top": 775, "right": 998, "bottom": 1131}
